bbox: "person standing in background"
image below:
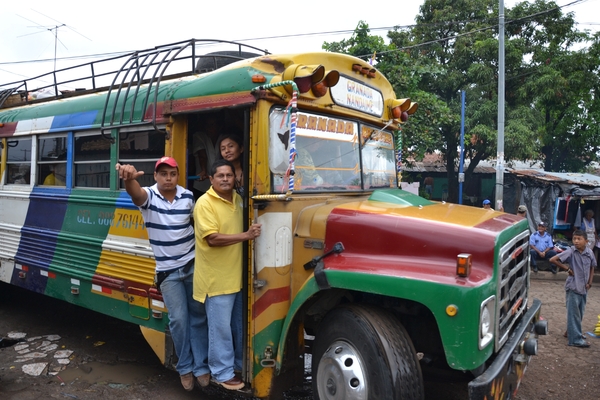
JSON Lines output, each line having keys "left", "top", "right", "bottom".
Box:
{"left": 550, "top": 229, "right": 596, "bottom": 348}
{"left": 423, "top": 176, "right": 434, "bottom": 198}
{"left": 581, "top": 210, "right": 598, "bottom": 264}
{"left": 216, "top": 133, "right": 245, "bottom": 196}
{"left": 192, "top": 115, "right": 220, "bottom": 199}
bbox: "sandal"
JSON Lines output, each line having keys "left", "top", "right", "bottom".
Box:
{"left": 563, "top": 331, "right": 587, "bottom": 339}
{"left": 571, "top": 341, "right": 590, "bottom": 348}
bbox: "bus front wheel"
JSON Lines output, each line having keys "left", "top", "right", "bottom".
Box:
{"left": 312, "top": 304, "right": 424, "bottom": 400}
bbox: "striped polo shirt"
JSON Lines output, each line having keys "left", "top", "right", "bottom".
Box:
{"left": 139, "top": 184, "right": 195, "bottom": 272}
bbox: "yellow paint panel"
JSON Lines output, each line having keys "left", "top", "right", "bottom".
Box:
{"left": 97, "top": 249, "right": 155, "bottom": 286}
{"left": 253, "top": 302, "right": 290, "bottom": 333}
{"left": 107, "top": 208, "right": 148, "bottom": 240}
{"left": 336, "top": 200, "right": 501, "bottom": 228}
{"left": 140, "top": 326, "right": 166, "bottom": 365}
{"left": 126, "top": 292, "right": 149, "bottom": 307}
{"left": 251, "top": 364, "right": 275, "bottom": 398}
{"left": 90, "top": 286, "right": 127, "bottom": 302}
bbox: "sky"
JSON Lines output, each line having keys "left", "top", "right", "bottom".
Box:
{"left": 0, "top": 0, "right": 598, "bottom": 90}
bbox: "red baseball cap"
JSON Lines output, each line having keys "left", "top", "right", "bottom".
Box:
{"left": 155, "top": 156, "right": 179, "bottom": 171}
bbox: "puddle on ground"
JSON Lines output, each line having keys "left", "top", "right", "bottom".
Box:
{"left": 58, "top": 361, "right": 158, "bottom": 385}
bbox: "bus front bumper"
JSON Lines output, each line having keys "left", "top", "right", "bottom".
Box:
{"left": 468, "top": 298, "right": 545, "bottom": 399}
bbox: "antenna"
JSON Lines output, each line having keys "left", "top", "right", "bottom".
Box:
{"left": 17, "top": 9, "right": 91, "bottom": 72}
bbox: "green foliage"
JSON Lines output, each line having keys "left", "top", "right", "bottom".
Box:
{"left": 322, "top": 0, "right": 600, "bottom": 200}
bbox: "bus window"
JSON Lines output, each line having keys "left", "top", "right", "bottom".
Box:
{"left": 74, "top": 133, "right": 110, "bottom": 188}
{"left": 271, "top": 109, "right": 360, "bottom": 192}
{"left": 118, "top": 130, "right": 165, "bottom": 188}
{"left": 361, "top": 126, "right": 396, "bottom": 189}
{"left": 38, "top": 136, "right": 67, "bottom": 186}
{"left": 6, "top": 138, "right": 32, "bottom": 185}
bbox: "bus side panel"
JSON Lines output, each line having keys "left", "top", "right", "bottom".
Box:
{"left": 3, "top": 188, "right": 167, "bottom": 332}
{"left": 0, "top": 190, "right": 33, "bottom": 286}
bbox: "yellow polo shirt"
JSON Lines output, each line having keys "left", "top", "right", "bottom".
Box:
{"left": 193, "top": 187, "right": 243, "bottom": 303}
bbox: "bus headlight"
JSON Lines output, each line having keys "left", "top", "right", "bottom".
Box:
{"left": 479, "top": 295, "right": 495, "bottom": 349}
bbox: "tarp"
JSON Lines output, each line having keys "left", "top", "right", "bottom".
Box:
{"left": 519, "top": 180, "right": 560, "bottom": 234}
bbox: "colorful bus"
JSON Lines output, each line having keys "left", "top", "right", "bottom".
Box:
{"left": 0, "top": 39, "right": 546, "bottom": 399}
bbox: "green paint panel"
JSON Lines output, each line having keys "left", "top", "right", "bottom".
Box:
{"left": 43, "top": 275, "right": 165, "bottom": 331}
{"left": 252, "top": 318, "right": 284, "bottom": 377}
{"left": 369, "top": 188, "right": 434, "bottom": 207}
{"left": 324, "top": 270, "right": 494, "bottom": 369}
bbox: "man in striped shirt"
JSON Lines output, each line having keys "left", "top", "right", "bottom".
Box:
{"left": 116, "top": 157, "right": 209, "bottom": 391}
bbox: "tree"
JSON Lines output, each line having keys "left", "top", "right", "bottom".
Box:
{"left": 511, "top": 1, "right": 600, "bottom": 171}
{"left": 323, "top": 0, "right": 600, "bottom": 203}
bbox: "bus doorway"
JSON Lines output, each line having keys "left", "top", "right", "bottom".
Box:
{"left": 186, "top": 109, "right": 246, "bottom": 200}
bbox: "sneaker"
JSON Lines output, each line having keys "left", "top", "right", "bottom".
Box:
{"left": 214, "top": 376, "right": 244, "bottom": 390}
{"left": 196, "top": 373, "right": 210, "bottom": 388}
{"left": 180, "top": 372, "right": 194, "bottom": 391}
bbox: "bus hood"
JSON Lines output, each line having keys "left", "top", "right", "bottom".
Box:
{"left": 318, "top": 189, "right": 526, "bottom": 286}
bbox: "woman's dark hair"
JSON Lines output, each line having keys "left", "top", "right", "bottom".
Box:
{"left": 216, "top": 133, "right": 244, "bottom": 160}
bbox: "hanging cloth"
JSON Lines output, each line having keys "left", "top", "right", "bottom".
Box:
{"left": 574, "top": 203, "right": 582, "bottom": 229}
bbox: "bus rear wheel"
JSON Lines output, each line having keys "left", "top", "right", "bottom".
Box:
{"left": 312, "top": 304, "right": 424, "bottom": 400}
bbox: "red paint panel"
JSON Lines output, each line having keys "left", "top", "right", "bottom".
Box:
{"left": 149, "top": 288, "right": 164, "bottom": 302}
{"left": 164, "top": 93, "right": 256, "bottom": 114}
{"left": 324, "top": 207, "right": 496, "bottom": 284}
{"left": 252, "top": 286, "right": 290, "bottom": 319}
{"left": 143, "top": 102, "right": 169, "bottom": 122}
{"left": 92, "top": 274, "right": 125, "bottom": 291}
{"left": 474, "top": 213, "right": 519, "bottom": 231}
{"left": 0, "top": 122, "right": 18, "bottom": 137}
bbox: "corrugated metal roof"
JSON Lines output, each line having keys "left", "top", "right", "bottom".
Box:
{"left": 508, "top": 169, "right": 600, "bottom": 187}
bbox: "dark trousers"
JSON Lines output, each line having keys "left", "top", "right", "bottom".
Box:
{"left": 530, "top": 249, "right": 557, "bottom": 272}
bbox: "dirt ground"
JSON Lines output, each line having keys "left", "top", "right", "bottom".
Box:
{"left": 514, "top": 273, "right": 600, "bottom": 400}
{"left": 0, "top": 272, "right": 599, "bottom": 400}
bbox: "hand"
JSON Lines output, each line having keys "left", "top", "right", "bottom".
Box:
{"left": 247, "top": 223, "right": 262, "bottom": 240}
{"left": 116, "top": 163, "right": 144, "bottom": 181}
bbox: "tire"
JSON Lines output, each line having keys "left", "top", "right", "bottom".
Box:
{"left": 312, "top": 304, "right": 424, "bottom": 400}
{"left": 195, "top": 51, "right": 261, "bottom": 73}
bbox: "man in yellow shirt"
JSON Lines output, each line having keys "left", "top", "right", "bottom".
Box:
{"left": 193, "top": 159, "right": 261, "bottom": 391}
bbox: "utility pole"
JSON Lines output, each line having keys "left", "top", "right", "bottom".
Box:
{"left": 496, "top": 0, "right": 505, "bottom": 211}
{"left": 458, "top": 90, "right": 465, "bottom": 205}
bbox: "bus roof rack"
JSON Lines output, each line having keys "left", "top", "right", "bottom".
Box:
{"left": 0, "top": 39, "right": 270, "bottom": 110}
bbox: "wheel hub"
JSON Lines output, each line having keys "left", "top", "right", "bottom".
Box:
{"left": 316, "top": 340, "right": 367, "bottom": 400}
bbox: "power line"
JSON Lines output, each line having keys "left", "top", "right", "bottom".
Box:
{"left": 0, "top": 0, "right": 593, "bottom": 73}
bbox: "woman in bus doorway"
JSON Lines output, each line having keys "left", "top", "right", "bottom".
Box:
{"left": 216, "top": 133, "right": 244, "bottom": 197}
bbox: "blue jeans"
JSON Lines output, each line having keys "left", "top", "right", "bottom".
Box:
{"left": 160, "top": 265, "right": 209, "bottom": 376}
{"left": 205, "top": 291, "right": 243, "bottom": 382}
{"left": 566, "top": 289, "right": 587, "bottom": 346}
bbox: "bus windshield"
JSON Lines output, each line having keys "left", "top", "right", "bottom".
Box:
{"left": 270, "top": 109, "right": 396, "bottom": 192}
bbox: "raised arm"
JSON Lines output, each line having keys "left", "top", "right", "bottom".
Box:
{"left": 115, "top": 163, "right": 148, "bottom": 206}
